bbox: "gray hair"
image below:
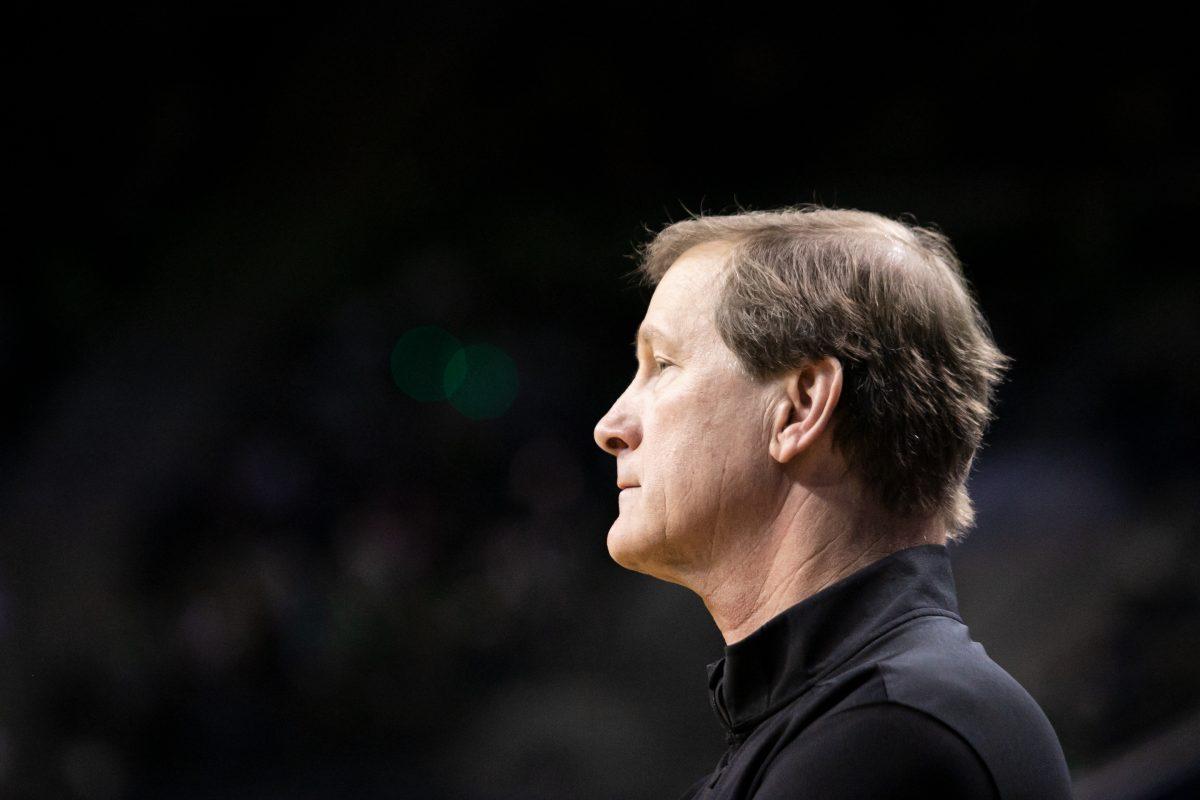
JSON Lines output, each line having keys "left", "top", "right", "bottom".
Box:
{"left": 628, "top": 204, "right": 1013, "bottom": 544}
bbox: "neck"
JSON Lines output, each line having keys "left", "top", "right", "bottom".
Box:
{"left": 696, "top": 483, "right": 945, "bottom": 646}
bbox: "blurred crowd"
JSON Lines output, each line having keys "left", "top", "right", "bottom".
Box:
{"left": 5, "top": 8, "right": 1197, "bottom": 799}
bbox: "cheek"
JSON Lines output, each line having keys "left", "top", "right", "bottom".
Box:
{"left": 643, "top": 379, "right": 759, "bottom": 488}
{"left": 670, "top": 413, "right": 763, "bottom": 494}
{"left": 643, "top": 405, "right": 707, "bottom": 478}
{"left": 642, "top": 380, "right": 704, "bottom": 434}
{"left": 651, "top": 433, "right": 724, "bottom": 513}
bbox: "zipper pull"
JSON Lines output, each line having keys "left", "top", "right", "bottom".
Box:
{"left": 707, "top": 728, "right": 744, "bottom": 788}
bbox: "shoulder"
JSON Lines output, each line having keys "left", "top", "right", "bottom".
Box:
{"left": 753, "top": 702, "right": 998, "bottom": 800}
{"left": 866, "top": 619, "right": 1073, "bottom": 798}
{"left": 872, "top": 614, "right": 1060, "bottom": 743}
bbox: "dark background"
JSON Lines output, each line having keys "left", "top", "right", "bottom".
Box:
{"left": 5, "top": 7, "right": 1198, "bottom": 799}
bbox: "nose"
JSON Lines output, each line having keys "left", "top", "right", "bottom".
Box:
{"left": 594, "top": 401, "right": 639, "bottom": 457}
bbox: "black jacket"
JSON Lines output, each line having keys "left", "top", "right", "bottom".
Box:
{"left": 677, "top": 543, "right": 1073, "bottom": 799}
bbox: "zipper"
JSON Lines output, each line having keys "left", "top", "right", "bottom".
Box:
{"left": 707, "top": 688, "right": 745, "bottom": 789}
{"left": 707, "top": 729, "right": 746, "bottom": 790}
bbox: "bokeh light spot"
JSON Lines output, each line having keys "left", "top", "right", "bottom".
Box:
{"left": 390, "top": 325, "right": 464, "bottom": 401}
{"left": 445, "top": 343, "right": 519, "bottom": 420}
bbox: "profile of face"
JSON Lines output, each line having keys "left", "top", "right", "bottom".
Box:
{"left": 593, "top": 241, "right": 795, "bottom": 587}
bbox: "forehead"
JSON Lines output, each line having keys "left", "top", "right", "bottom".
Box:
{"left": 642, "top": 241, "right": 731, "bottom": 332}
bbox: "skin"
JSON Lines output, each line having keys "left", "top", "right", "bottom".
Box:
{"left": 593, "top": 240, "right": 945, "bottom": 645}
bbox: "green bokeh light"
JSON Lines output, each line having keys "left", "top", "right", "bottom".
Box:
{"left": 445, "top": 343, "right": 518, "bottom": 420}
{"left": 390, "top": 325, "right": 464, "bottom": 401}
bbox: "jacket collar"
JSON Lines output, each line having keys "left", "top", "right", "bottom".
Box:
{"left": 705, "top": 543, "right": 962, "bottom": 735}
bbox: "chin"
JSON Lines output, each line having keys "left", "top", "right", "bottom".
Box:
{"left": 606, "top": 518, "right": 656, "bottom": 572}
{"left": 606, "top": 517, "right": 678, "bottom": 582}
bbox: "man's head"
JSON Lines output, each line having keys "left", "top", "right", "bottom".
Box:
{"left": 592, "top": 205, "right": 1012, "bottom": 586}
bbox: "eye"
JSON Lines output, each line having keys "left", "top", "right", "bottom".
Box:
{"left": 654, "top": 359, "right": 672, "bottom": 373}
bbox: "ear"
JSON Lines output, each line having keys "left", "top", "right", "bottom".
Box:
{"left": 767, "top": 356, "right": 843, "bottom": 464}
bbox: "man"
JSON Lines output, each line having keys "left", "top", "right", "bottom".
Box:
{"left": 592, "top": 205, "right": 1073, "bottom": 799}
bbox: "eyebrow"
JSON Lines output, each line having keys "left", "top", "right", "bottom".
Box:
{"left": 630, "top": 323, "right": 676, "bottom": 353}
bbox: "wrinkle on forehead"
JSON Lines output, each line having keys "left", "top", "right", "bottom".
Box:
{"left": 648, "top": 242, "right": 731, "bottom": 347}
